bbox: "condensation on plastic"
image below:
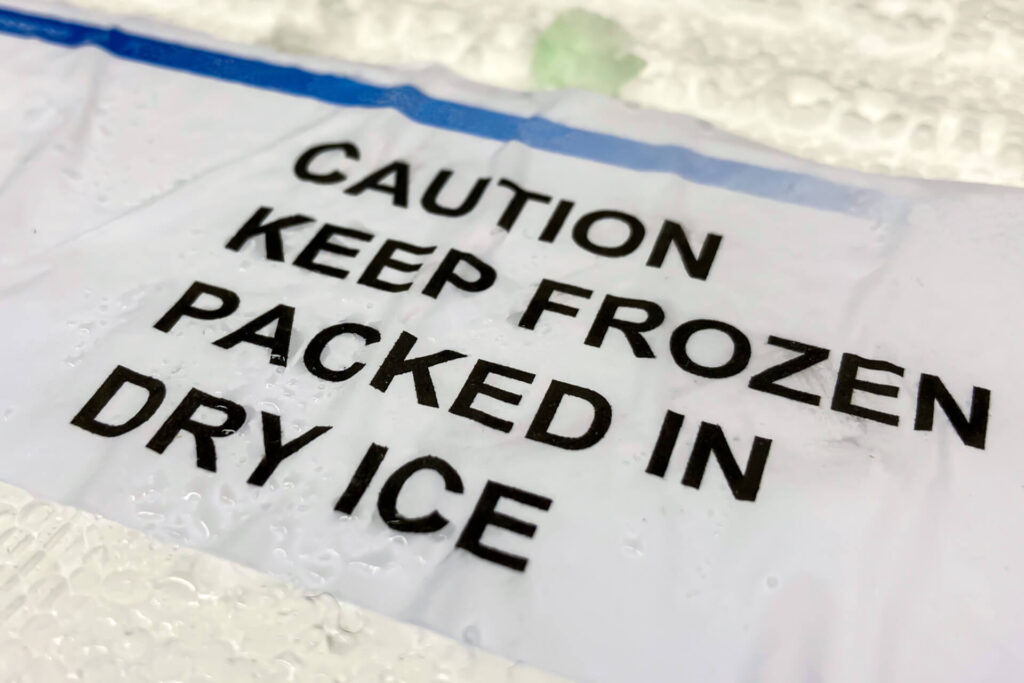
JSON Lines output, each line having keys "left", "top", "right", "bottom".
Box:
{"left": 3, "top": 0, "right": 1019, "bottom": 681}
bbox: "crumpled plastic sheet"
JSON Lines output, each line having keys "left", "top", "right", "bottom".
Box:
{"left": 4, "top": 0, "right": 1021, "bottom": 681}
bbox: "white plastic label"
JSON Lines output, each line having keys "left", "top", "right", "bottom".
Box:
{"left": 1, "top": 4, "right": 1022, "bottom": 682}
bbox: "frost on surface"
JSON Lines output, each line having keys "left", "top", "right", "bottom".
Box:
{"left": 0, "top": 481, "right": 563, "bottom": 682}
{"left": 61, "top": 0, "right": 1024, "bottom": 186}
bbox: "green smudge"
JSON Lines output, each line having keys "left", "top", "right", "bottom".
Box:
{"left": 531, "top": 9, "right": 645, "bottom": 96}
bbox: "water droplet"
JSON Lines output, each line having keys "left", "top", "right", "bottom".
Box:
{"left": 462, "top": 624, "right": 481, "bottom": 645}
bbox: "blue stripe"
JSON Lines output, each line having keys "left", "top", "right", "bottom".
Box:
{"left": 0, "top": 5, "right": 892, "bottom": 219}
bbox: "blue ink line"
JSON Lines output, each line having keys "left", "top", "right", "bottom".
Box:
{"left": 0, "top": 5, "right": 888, "bottom": 218}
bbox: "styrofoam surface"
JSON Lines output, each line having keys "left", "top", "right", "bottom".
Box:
{"left": 3, "top": 0, "right": 1018, "bottom": 681}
